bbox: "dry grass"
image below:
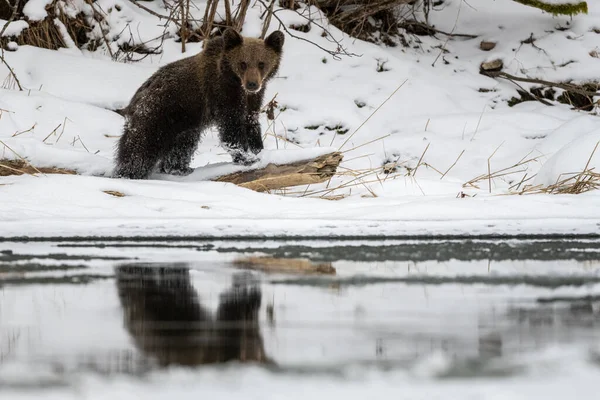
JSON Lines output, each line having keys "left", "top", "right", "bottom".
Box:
{"left": 0, "top": 159, "right": 76, "bottom": 176}
{"left": 316, "top": 0, "right": 413, "bottom": 44}
{"left": 517, "top": 170, "right": 599, "bottom": 195}
{"left": 2, "top": 1, "right": 92, "bottom": 50}
{"left": 514, "top": 141, "right": 600, "bottom": 195}
{"left": 463, "top": 151, "right": 541, "bottom": 191}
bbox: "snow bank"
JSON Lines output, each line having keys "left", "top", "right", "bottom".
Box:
{"left": 535, "top": 130, "right": 600, "bottom": 186}
{"left": 1, "top": 0, "right": 600, "bottom": 237}
{"left": 0, "top": 20, "right": 28, "bottom": 36}
{"left": 22, "top": 0, "right": 53, "bottom": 21}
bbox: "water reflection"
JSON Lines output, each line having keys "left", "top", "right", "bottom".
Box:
{"left": 115, "top": 263, "right": 271, "bottom": 367}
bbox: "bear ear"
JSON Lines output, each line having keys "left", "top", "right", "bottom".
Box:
{"left": 223, "top": 28, "right": 243, "bottom": 50}
{"left": 265, "top": 30, "right": 284, "bottom": 53}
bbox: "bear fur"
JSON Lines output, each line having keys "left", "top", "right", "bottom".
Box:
{"left": 113, "top": 29, "right": 285, "bottom": 179}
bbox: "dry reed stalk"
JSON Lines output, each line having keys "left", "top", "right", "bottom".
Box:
{"left": 470, "top": 105, "right": 487, "bottom": 141}
{"left": 0, "top": 162, "right": 28, "bottom": 176}
{"left": 6, "top": 1, "right": 92, "bottom": 50}
{"left": 338, "top": 80, "right": 407, "bottom": 151}
{"left": 0, "top": 159, "right": 76, "bottom": 176}
{"left": 463, "top": 154, "right": 541, "bottom": 189}
{"left": 517, "top": 170, "right": 599, "bottom": 195}
{"left": 300, "top": 164, "right": 388, "bottom": 198}
{"left": 0, "top": 141, "right": 43, "bottom": 175}
{"left": 341, "top": 134, "right": 391, "bottom": 154}
{"left": 409, "top": 142, "right": 430, "bottom": 177}
{"left": 487, "top": 142, "right": 504, "bottom": 193}
{"left": 43, "top": 124, "right": 62, "bottom": 143}
{"left": 515, "top": 141, "right": 600, "bottom": 195}
{"left": 12, "top": 123, "right": 36, "bottom": 137}
{"left": 440, "top": 149, "right": 465, "bottom": 180}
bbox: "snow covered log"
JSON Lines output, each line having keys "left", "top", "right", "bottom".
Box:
{"left": 213, "top": 151, "right": 343, "bottom": 192}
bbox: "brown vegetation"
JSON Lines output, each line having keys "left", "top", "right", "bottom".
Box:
{"left": 1, "top": 1, "right": 92, "bottom": 50}
{"left": 0, "top": 159, "right": 76, "bottom": 176}
{"left": 316, "top": 0, "right": 413, "bottom": 44}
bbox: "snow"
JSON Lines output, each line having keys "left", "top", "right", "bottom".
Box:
{"left": 0, "top": 20, "right": 28, "bottom": 37}
{"left": 535, "top": 129, "right": 600, "bottom": 186}
{"left": 22, "top": 0, "right": 54, "bottom": 21}
{"left": 1, "top": 174, "right": 599, "bottom": 238}
{"left": 1, "top": 0, "right": 600, "bottom": 238}
{"left": 1, "top": 240, "right": 600, "bottom": 397}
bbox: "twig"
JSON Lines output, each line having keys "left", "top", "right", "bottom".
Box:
{"left": 482, "top": 70, "right": 600, "bottom": 97}
{"left": 0, "top": 0, "right": 24, "bottom": 91}
{"left": 0, "top": 162, "right": 30, "bottom": 176}
{"left": 260, "top": 0, "right": 275, "bottom": 39}
{"left": 84, "top": 0, "right": 115, "bottom": 58}
{"left": 257, "top": 0, "right": 358, "bottom": 60}
{"left": 234, "top": 0, "right": 250, "bottom": 32}
{"left": 43, "top": 124, "right": 62, "bottom": 142}
{"left": 55, "top": 117, "right": 70, "bottom": 144}
{"left": 12, "top": 123, "right": 36, "bottom": 137}
{"left": 432, "top": 0, "right": 462, "bottom": 67}
{"left": 0, "top": 140, "right": 43, "bottom": 174}
{"left": 339, "top": 80, "right": 407, "bottom": 150}
{"left": 440, "top": 149, "right": 465, "bottom": 180}
{"left": 470, "top": 105, "right": 486, "bottom": 141}
{"left": 410, "top": 143, "right": 430, "bottom": 177}
{"left": 341, "top": 134, "right": 391, "bottom": 154}
{"left": 400, "top": 21, "right": 478, "bottom": 39}
{"left": 127, "top": 0, "right": 203, "bottom": 42}
{"left": 575, "top": 141, "right": 599, "bottom": 186}
{"left": 224, "top": 0, "right": 233, "bottom": 27}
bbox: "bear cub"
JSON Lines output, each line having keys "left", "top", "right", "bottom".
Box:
{"left": 114, "top": 29, "right": 285, "bottom": 179}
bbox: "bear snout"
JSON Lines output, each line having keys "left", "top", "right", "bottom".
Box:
{"left": 245, "top": 81, "right": 260, "bottom": 92}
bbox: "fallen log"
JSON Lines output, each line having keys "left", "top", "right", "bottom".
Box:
{"left": 0, "top": 151, "right": 344, "bottom": 193}
{"left": 214, "top": 151, "right": 343, "bottom": 192}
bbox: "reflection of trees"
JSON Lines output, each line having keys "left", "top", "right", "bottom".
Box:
{"left": 115, "top": 264, "right": 271, "bottom": 367}
{"left": 478, "top": 299, "right": 600, "bottom": 359}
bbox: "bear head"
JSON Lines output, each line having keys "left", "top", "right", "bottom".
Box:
{"left": 222, "top": 28, "right": 285, "bottom": 94}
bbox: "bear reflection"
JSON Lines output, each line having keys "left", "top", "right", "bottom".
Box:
{"left": 115, "top": 264, "right": 270, "bottom": 367}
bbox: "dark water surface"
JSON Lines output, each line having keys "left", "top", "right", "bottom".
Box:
{"left": 1, "top": 239, "right": 600, "bottom": 393}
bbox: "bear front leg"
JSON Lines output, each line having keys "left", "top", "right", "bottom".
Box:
{"left": 218, "top": 118, "right": 258, "bottom": 166}
{"left": 246, "top": 111, "right": 264, "bottom": 155}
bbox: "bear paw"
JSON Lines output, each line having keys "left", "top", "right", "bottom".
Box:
{"left": 160, "top": 165, "right": 195, "bottom": 176}
{"left": 232, "top": 152, "right": 259, "bottom": 166}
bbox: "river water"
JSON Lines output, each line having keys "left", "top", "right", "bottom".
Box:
{"left": 1, "top": 239, "right": 599, "bottom": 399}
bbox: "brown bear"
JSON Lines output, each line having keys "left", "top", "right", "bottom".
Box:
{"left": 113, "top": 29, "right": 285, "bottom": 179}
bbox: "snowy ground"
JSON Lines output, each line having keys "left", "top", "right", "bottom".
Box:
{"left": 1, "top": 0, "right": 600, "bottom": 238}
{"left": 1, "top": 240, "right": 600, "bottom": 398}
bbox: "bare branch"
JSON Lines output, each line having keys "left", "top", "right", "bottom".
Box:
{"left": 257, "top": 0, "right": 359, "bottom": 60}
{"left": 0, "top": 0, "right": 23, "bottom": 91}
{"left": 127, "top": 0, "right": 203, "bottom": 42}
{"left": 482, "top": 70, "right": 600, "bottom": 98}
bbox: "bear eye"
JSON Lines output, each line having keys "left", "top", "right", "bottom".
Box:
{"left": 240, "top": 62, "right": 247, "bottom": 71}
{"left": 258, "top": 62, "right": 265, "bottom": 70}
